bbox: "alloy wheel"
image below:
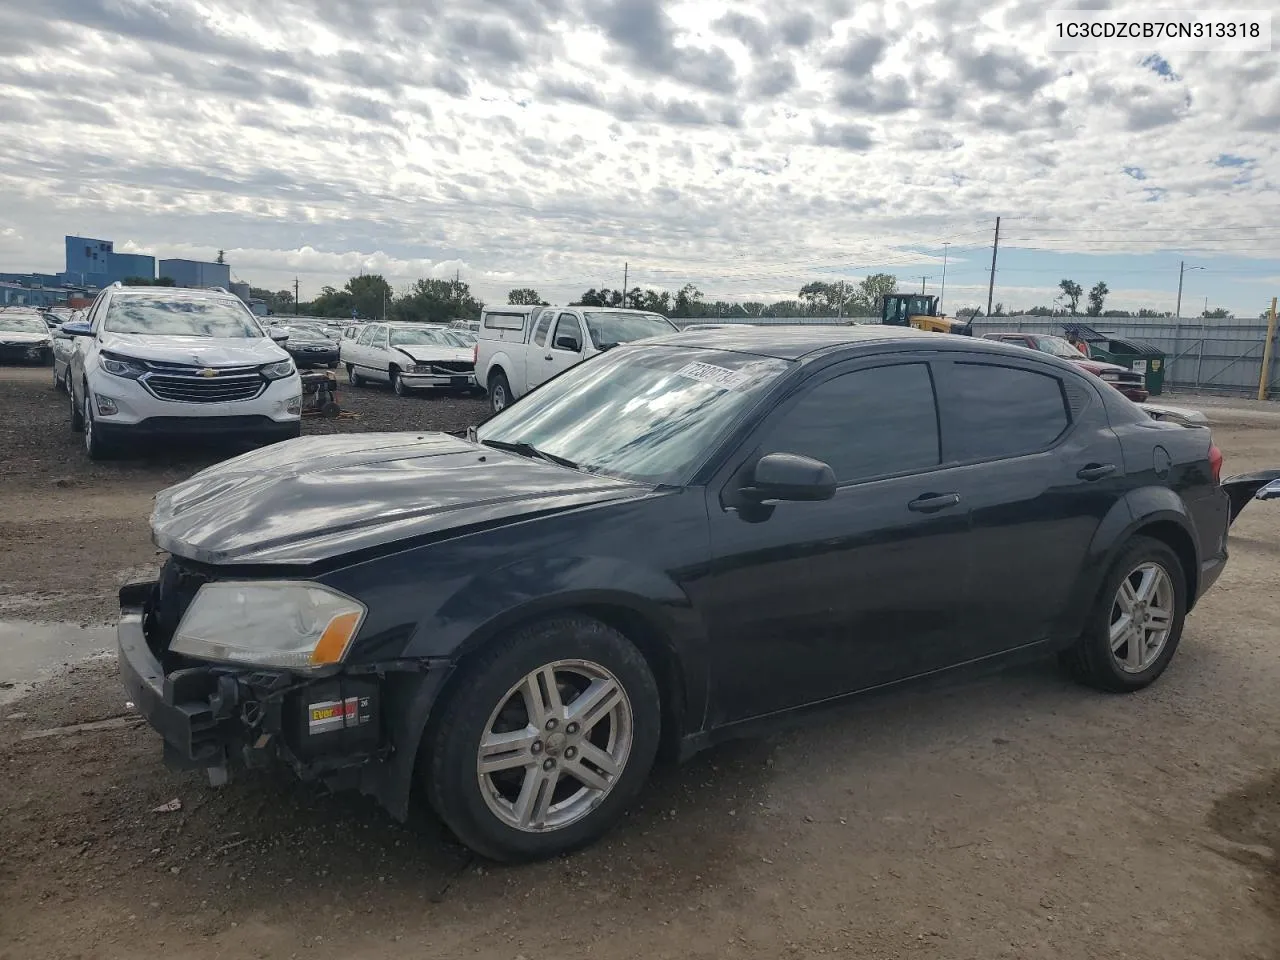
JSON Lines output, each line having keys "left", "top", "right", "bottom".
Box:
{"left": 83, "top": 396, "right": 94, "bottom": 453}
{"left": 1110, "top": 561, "right": 1175, "bottom": 673}
{"left": 476, "top": 659, "right": 633, "bottom": 833}
{"left": 491, "top": 384, "right": 507, "bottom": 412}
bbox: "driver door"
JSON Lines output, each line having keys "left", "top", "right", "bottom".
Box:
{"left": 699, "top": 357, "right": 976, "bottom": 726}
{"left": 529, "top": 312, "right": 585, "bottom": 388}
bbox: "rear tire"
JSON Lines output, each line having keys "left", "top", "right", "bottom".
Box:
{"left": 69, "top": 381, "right": 84, "bottom": 432}
{"left": 424, "top": 615, "right": 661, "bottom": 863}
{"left": 1061, "top": 536, "right": 1186, "bottom": 692}
{"left": 489, "top": 371, "right": 512, "bottom": 413}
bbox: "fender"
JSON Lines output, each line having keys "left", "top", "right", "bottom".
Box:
{"left": 412, "top": 554, "right": 711, "bottom": 735}
{"left": 1061, "top": 486, "right": 1199, "bottom": 637}
{"left": 482, "top": 350, "right": 516, "bottom": 395}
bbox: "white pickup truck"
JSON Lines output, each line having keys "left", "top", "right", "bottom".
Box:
{"left": 475, "top": 305, "right": 679, "bottom": 412}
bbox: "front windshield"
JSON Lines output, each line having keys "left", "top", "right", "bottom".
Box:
{"left": 582, "top": 311, "right": 677, "bottom": 349}
{"left": 1034, "top": 336, "right": 1086, "bottom": 359}
{"left": 103, "top": 297, "right": 263, "bottom": 338}
{"left": 389, "top": 327, "right": 461, "bottom": 347}
{"left": 476, "top": 345, "right": 791, "bottom": 484}
{"left": 0, "top": 316, "right": 48, "bottom": 334}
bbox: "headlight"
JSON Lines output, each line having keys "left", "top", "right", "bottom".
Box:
{"left": 1097, "top": 371, "right": 1121, "bottom": 381}
{"left": 261, "top": 359, "right": 296, "bottom": 381}
{"left": 412, "top": 364, "right": 433, "bottom": 373}
{"left": 170, "top": 582, "right": 366, "bottom": 672}
{"left": 100, "top": 352, "right": 147, "bottom": 379}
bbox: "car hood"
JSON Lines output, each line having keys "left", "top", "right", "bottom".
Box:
{"left": 0, "top": 330, "right": 50, "bottom": 343}
{"left": 287, "top": 336, "right": 338, "bottom": 347}
{"left": 99, "top": 333, "right": 289, "bottom": 367}
{"left": 393, "top": 345, "right": 473, "bottom": 363}
{"left": 151, "top": 433, "right": 649, "bottom": 566}
{"left": 1068, "top": 356, "right": 1128, "bottom": 375}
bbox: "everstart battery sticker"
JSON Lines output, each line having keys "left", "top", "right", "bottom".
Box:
{"left": 308, "top": 696, "right": 371, "bottom": 735}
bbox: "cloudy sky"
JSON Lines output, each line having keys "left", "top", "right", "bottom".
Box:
{"left": 1, "top": 0, "right": 1277, "bottom": 315}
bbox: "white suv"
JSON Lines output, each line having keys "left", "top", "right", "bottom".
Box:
{"left": 65, "top": 284, "right": 302, "bottom": 459}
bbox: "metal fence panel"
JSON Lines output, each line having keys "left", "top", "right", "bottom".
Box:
{"left": 671, "top": 314, "right": 1279, "bottom": 396}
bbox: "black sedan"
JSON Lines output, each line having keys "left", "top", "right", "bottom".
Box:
{"left": 117, "top": 326, "right": 1276, "bottom": 862}
{"left": 279, "top": 321, "right": 340, "bottom": 368}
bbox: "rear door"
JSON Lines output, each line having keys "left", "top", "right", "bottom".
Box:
{"left": 705, "top": 356, "right": 977, "bottom": 724}
{"left": 933, "top": 355, "right": 1126, "bottom": 656}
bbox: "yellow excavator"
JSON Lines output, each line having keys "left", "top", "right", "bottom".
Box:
{"left": 879, "top": 294, "right": 974, "bottom": 336}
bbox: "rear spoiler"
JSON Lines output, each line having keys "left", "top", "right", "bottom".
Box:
{"left": 1222, "top": 470, "right": 1280, "bottom": 524}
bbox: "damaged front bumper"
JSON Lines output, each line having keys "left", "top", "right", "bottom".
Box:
{"left": 118, "top": 581, "right": 452, "bottom": 820}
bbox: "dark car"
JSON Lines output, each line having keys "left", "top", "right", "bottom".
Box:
{"left": 117, "top": 326, "right": 1275, "bottom": 862}
{"left": 0, "top": 309, "right": 55, "bottom": 364}
{"left": 280, "top": 322, "right": 340, "bottom": 368}
{"left": 983, "top": 332, "right": 1150, "bottom": 402}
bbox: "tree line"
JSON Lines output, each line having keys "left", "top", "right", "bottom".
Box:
{"left": 264, "top": 271, "right": 1237, "bottom": 323}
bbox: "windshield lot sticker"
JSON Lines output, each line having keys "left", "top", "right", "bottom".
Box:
{"left": 675, "top": 361, "right": 751, "bottom": 391}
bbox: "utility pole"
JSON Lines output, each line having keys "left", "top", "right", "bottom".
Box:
{"left": 837, "top": 280, "right": 845, "bottom": 320}
{"left": 920, "top": 275, "right": 932, "bottom": 294}
{"left": 986, "top": 216, "right": 1000, "bottom": 317}
{"left": 1204, "top": 296, "right": 1209, "bottom": 317}
{"left": 940, "top": 243, "right": 949, "bottom": 315}
{"left": 293, "top": 277, "right": 299, "bottom": 315}
{"left": 1175, "top": 260, "right": 1185, "bottom": 319}
{"left": 622, "top": 262, "right": 628, "bottom": 308}
{"left": 1259, "top": 296, "right": 1278, "bottom": 401}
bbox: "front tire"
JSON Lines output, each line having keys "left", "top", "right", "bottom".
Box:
{"left": 391, "top": 368, "right": 411, "bottom": 397}
{"left": 1061, "top": 535, "right": 1186, "bottom": 692}
{"left": 83, "top": 395, "right": 116, "bottom": 461}
{"left": 346, "top": 364, "right": 364, "bottom": 387}
{"left": 425, "top": 615, "right": 661, "bottom": 863}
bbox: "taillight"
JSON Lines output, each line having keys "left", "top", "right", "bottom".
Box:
{"left": 1209, "top": 444, "right": 1223, "bottom": 483}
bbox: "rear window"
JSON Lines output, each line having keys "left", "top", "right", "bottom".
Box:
{"left": 483, "top": 311, "right": 526, "bottom": 331}
{"left": 946, "top": 362, "right": 1070, "bottom": 461}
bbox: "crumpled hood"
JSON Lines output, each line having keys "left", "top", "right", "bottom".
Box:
{"left": 393, "top": 345, "right": 473, "bottom": 364}
{"left": 151, "top": 432, "right": 647, "bottom": 565}
{"left": 100, "top": 333, "right": 289, "bottom": 367}
{"left": 0, "top": 330, "right": 51, "bottom": 344}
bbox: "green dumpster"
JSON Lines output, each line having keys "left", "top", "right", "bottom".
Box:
{"left": 1062, "top": 324, "right": 1168, "bottom": 396}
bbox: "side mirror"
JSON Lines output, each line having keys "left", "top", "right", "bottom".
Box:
{"left": 744, "top": 452, "right": 837, "bottom": 503}
{"left": 1259, "top": 478, "right": 1280, "bottom": 501}
{"left": 555, "top": 334, "right": 582, "bottom": 352}
{"left": 269, "top": 329, "right": 289, "bottom": 343}
{"left": 60, "top": 321, "right": 92, "bottom": 337}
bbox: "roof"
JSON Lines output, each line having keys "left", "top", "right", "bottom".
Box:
{"left": 109, "top": 286, "right": 242, "bottom": 302}
{"left": 645, "top": 322, "right": 949, "bottom": 361}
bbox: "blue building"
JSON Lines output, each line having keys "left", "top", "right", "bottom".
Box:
{"left": 159, "top": 259, "right": 231, "bottom": 289}
{"left": 64, "top": 236, "right": 155, "bottom": 286}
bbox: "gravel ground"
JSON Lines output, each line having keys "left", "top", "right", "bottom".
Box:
{"left": 1, "top": 364, "right": 1279, "bottom": 960}
{"left": 0, "top": 365, "right": 489, "bottom": 623}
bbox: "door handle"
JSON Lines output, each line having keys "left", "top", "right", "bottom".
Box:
{"left": 544, "top": 354, "right": 553, "bottom": 361}
{"left": 907, "top": 492, "right": 961, "bottom": 513}
{"left": 1077, "top": 463, "right": 1117, "bottom": 481}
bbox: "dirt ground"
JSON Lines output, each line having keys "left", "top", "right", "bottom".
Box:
{"left": 2, "top": 365, "right": 1279, "bottom": 960}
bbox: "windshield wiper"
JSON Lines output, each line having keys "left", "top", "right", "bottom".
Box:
{"left": 480, "top": 438, "right": 579, "bottom": 470}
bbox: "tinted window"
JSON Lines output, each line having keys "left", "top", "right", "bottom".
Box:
{"left": 947, "top": 362, "right": 1069, "bottom": 460}
{"left": 552, "top": 314, "right": 582, "bottom": 351}
{"left": 532, "top": 311, "right": 554, "bottom": 347}
{"left": 762, "top": 363, "right": 940, "bottom": 484}
{"left": 484, "top": 311, "right": 526, "bottom": 330}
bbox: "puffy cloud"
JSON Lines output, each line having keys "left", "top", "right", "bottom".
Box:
{"left": 0, "top": 0, "right": 1274, "bottom": 310}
